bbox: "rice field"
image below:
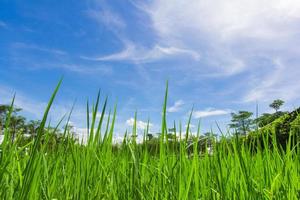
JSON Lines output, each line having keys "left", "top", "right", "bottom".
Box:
{"left": 0, "top": 81, "right": 299, "bottom": 199}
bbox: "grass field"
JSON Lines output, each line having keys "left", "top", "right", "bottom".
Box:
{"left": 0, "top": 81, "right": 299, "bottom": 199}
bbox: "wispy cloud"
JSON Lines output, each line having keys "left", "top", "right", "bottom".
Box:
{"left": 9, "top": 42, "right": 113, "bottom": 75}
{"left": 194, "top": 108, "right": 230, "bottom": 119}
{"left": 84, "top": 2, "right": 201, "bottom": 64}
{"left": 0, "top": 84, "right": 46, "bottom": 118}
{"left": 87, "top": 9, "right": 126, "bottom": 30}
{"left": 138, "top": 0, "right": 300, "bottom": 100}
{"left": 0, "top": 20, "right": 7, "bottom": 29}
{"left": 0, "top": 84, "right": 82, "bottom": 126}
{"left": 146, "top": 0, "right": 300, "bottom": 43}
{"left": 167, "top": 100, "right": 184, "bottom": 113}
{"left": 82, "top": 41, "right": 200, "bottom": 63}
{"left": 12, "top": 42, "right": 67, "bottom": 56}
{"left": 243, "top": 58, "right": 300, "bottom": 102}
{"left": 55, "top": 64, "right": 113, "bottom": 75}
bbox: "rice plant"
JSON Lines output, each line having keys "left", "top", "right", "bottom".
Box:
{"left": 0, "top": 81, "right": 299, "bottom": 199}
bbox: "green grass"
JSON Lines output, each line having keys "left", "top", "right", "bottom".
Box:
{"left": 0, "top": 81, "right": 299, "bottom": 199}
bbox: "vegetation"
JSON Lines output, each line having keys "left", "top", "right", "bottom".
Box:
{"left": 0, "top": 105, "right": 41, "bottom": 139}
{"left": 0, "top": 82, "right": 299, "bottom": 199}
{"left": 229, "top": 111, "right": 254, "bottom": 135}
{"left": 248, "top": 107, "right": 300, "bottom": 150}
{"left": 269, "top": 99, "right": 285, "bottom": 113}
{"left": 255, "top": 99, "right": 287, "bottom": 128}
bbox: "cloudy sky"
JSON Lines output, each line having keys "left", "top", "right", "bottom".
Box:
{"left": 1, "top": 0, "right": 300, "bottom": 139}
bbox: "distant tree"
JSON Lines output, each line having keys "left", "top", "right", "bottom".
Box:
{"left": 204, "top": 132, "right": 217, "bottom": 142}
{"left": 0, "top": 105, "right": 9, "bottom": 116}
{"left": 167, "top": 133, "right": 176, "bottom": 141}
{"left": 229, "top": 111, "right": 254, "bottom": 135}
{"left": 204, "top": 132, "right": 217, "bottom": 144}
{"left": 0, "top": 105, "right": 22, "bottom": 117}
{"left": 10, "top": 115, "right": 26, "bottom": 141}
{"left": 0, "top": 104, "right": 77, "bottom": 146}
{"left": 255, "top": 111, "right": 287, "bottom": 128}
{"left": 0, "top": 104, "right": 25, "bottom": 141}
{"left": 168, "top": 128, "right": 176, "bottom": 133}
{"left": 146, "top": 133, "right": 154, "bottom": 141}
{"left": 63, "top": 124, "right": 75, "bottom": 136}
{"left": 26, "top": 120, "right": 41, "bottom": 136}
{"left": 0, "top": 105, "right": 11, "bottom": 131}
{"left": 269, "top": 99, "right": 284, "bottom": 113}
{"left": 255, "top": 113, "right": 273, "bottom": 127}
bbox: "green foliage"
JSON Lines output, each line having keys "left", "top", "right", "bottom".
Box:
{"left": 248, "top": 107, "right": 300, "bottom": 150}
{"left": 290, "top": 114, "right": 300, "bottom": 134}
{"left": 229, "top": 111, "right": 254, "bottom": 135}
{"left": 0, "top": 83, "right": 299, "bottom": 199}
{"left": 0, "top": 104, "right": 43, "bottom": 138}
{"left": 255, "top": 111, "right": 287, "bottom": 127}
{"left": 269, "top": 99, "right": 285, "bottom": 113}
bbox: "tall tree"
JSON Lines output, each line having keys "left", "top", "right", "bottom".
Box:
{"left": 269, "top": 99, "right": 284, "bottom": 113}
{"left": 0, "top": 104, "right": 25, "bottom": 142}
{"left": 146, "top": 133, "right": 154, "bottom": 141}
{"left": 0, "top": 104, "right": 22, "bottom": 132}
{"left": 10, "top": 115, "right": 26, "bottom": 141}
{"left": 229, "top": 111, "right": 254, "bottom": 135}
{"left": 0, "top": 105, "right": 10, "bottom": 131}
{"left": 26, "top": 120, "right": 41, "bottom": 136}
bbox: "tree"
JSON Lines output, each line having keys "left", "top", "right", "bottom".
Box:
{"left": 0, "top": 105, "right": 11, "bottom": 132}
{"left": 146, "top": 133, "right": 154, "bottom": 141}
{"left": 26, "top": 120, "right": 41, "bottom": 136}
{"left": 269, "top": 99, "right": 284, "bottom": 113}
{"left": 10, "top": 115, "right": 26, "bottom": 141}
{"left": 255, "top": 111, "right": 287, "bottom": 128}
{"left": 255, "top": 113, "right": 272, "bottom": 127}
{"left": 167, "top": 133, "right": 176, "bottom": 141}
{"left": 0, "top": 104, "right": 24, "bottom": 141}
{"left": 229, "top": 111, "right": 254, "bottom": 135}
{"left": 204, "top": 132, "right": 217, "bottom": 141}
{"left": 203, "top": 132, "right": 217, "bottom": 152}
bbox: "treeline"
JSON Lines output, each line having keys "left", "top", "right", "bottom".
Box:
{"left": 0, "top": 105, "right": 76, "bottom": 148}
{"left": 137, "top": 99, "right": 299, "bottom": 154}
{"left": 229, "top": 99, "right": 286, "bottom": 135}
{"left": 228, "top": 99, "right": 299, "bottom": 149}
{"left": 0, "top": 99, "right": 298, "bottom": 153}
{"left": 0, "top": 105, "right": 41, "bottom": 138}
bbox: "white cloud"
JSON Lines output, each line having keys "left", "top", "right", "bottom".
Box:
{"left": 185, "top": 124, "right": 195, "bottom": 129}
{"left": 167, "top": 100, "right": 184, "bottom": 113}
{"left": 12, "top": 42, "right": 67, "bottom": 56}
{"left": 10, "top": 42, "right": 113, "bottom": 75}
{"left": 147, "top": 0, "right": 300, "bottom": 42}
{"left": 71, "top": 126, "right": 88, "bottom": 144}
{"left": 140, "top": 0, "right": 300, "bottom": 100}
{"left": 0, "top": 84, "right": 46, "bottom": 118}
{"left": 194, "top": 108, "right": 230, "bottom": 118}
{"left": 126, "top": 117, "right": 153, "bottom": 130}
{"left": 0, "top": 135, "right": 3, "bottom": 144}
{"left": 82, "top": 41, "right": 200, "bottom": 63}
{"left": 87, "top": 9, "right": 126, "bottom": 30}
{"left": 57, "top": 64, "right": 113, "bottom": 75}
{"left": 243, "top": 58, "right": 300, "bottom": 102}
{"left": 84, "top": 2, "right": 201, "bottom": 63}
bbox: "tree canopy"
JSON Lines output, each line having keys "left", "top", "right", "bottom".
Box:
{"left": 229, "top": 111, "right": 254, "bottom": 135}
{"left": 269, "top": 99, "right": 284, "bottom": 113}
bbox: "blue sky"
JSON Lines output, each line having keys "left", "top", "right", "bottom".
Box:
{"left": 1, "top": 0, "right": 300, "bottom": 141}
